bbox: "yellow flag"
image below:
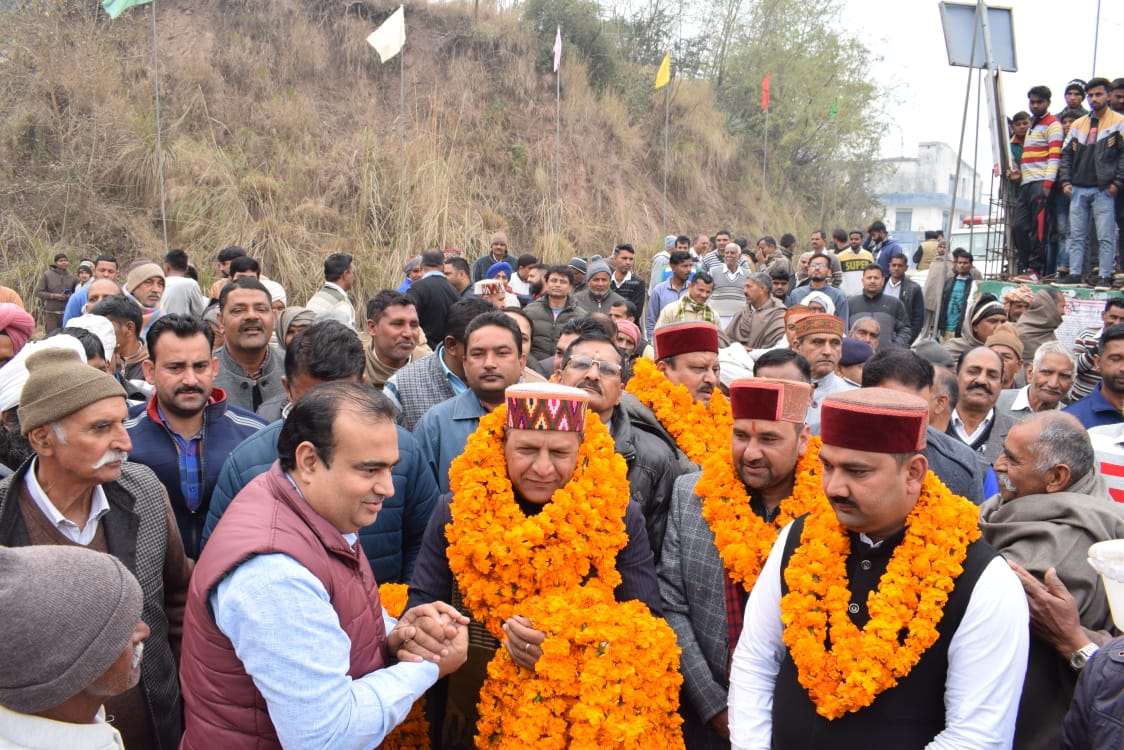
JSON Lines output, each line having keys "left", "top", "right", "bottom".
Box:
{"left": 654, "top": 52, "right": 671, "bottom": 90}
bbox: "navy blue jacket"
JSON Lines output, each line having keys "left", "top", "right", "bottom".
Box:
{"left": 126, "top": 388, "right": 266, "bottom": 559}
{"left": 200, "top": 418, "right": 437, "bottom": 584}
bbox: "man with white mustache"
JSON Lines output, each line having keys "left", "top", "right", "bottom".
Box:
{"left": 995, "top": 342, "right": 1077, "bottom": 421}
{"left": 981, "top": 412, "right": 1124, "bottom": 750}
{"left": 0, "top": 346, "right": 193, "bottom": 750}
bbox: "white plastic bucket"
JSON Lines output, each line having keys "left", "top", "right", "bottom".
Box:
{"left": 1088, "top": 540, "right": 1124, "bottom": 631}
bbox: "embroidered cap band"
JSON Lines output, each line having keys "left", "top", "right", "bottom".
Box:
{"left": 654, "top": 321, "right": 719, "bottom": 360}
{"left": 729, "top": 378, "right": 813, "bottom": 423}
{"left": 506, "top": 383, "right": 588, "bottom": 432}
{"left": 792, "top": 313, "right": 844, "bottom": 341}
{"left": 820, "top": 387, "right": 927, "bottom": 453}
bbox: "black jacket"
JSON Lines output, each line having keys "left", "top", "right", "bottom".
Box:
{"left": 894, "top": 277, "right": 926, "bottom": 344}
{"left": 406, "top": 273, "right": 459, "bottom": 345}
{"left": 523, "top": 295, "right": 588, "bottom": 362}
{"left": 1062, "top": 637, "right": 1124, "bottom": 750}
{"left": 1058, "top": 108, "right": 1124, "bottom": 190}
{"left": 610, "top": 405, "right": 679, "bottom": 563}
{"left": 847, "top": 290, "right": 912, "bottom": 349}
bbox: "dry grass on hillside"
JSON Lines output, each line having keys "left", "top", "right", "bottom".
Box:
{"left": 0, "top": 0, "right": 796, "bottom": 306}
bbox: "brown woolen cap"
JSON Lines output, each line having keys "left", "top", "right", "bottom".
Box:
{"left": 19, "top": 348, "right": 126, "bottom": 435}
{"left": 985, "top": 322, "right": 1024, "bottom": 360}
{"left": 0, "top": 545, "right": 142, "bottom": 713}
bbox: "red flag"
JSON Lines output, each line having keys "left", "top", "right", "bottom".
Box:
{"left": 761, "top": 72, "right": 771, "bottom": 111}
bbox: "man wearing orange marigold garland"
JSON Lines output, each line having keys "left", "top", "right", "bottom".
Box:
{"left": 408, "top": 383, "right": 664, "bottom": 749}
{"left": 729, "top": 388, "right": 1029, "bottom": 750}
{"left": 660, "top": 378, "right": 815, "bottom": 749}
{"left": 622, "top": 321, "right": 726, "bottom": 474}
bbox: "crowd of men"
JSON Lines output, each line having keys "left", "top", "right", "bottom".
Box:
{"left": 1, "top": 79, "right": 1124, "bottom": 748}
{"left": 1005, "top": 77, "right": 1124, "bottom": 291}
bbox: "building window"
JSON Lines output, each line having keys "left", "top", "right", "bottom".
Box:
{"left": 895, "top": 209, "right": 912, "bottom": 233}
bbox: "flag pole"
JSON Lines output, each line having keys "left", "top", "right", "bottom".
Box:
{"left": 762, "top": 106, "right": 768, "bottom": 223}
{"left": 761, "top": 72, "right": 770, "bottom": 226}
{"left": 398, "top": 49, "right": 407, "bottom": 255}
{"left": 365, "top": 6, "right": 407, "bottom": 252}
{"left": 554, "top": 30, "right": 562, "bottom": 257}
{"left": 149, "top": 0, "right": 168, "bottom": 253}
{"left": 662, "top": 84, "right": 669, "bottom": 231}
{"left": 555, "top": 69, "right": 561, "bottom": 256}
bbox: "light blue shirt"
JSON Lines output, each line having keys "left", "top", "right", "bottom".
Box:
{"left": 413, "top": 389, "right": 489, "bottom": 493}
{"left": 645, "top": 279, "right": 689, "bottom": 338}
{"left": 211, "top": 553, "right": 439, "bottom": 750}
{"left": 62, "top": 286, "right": 88, "bottom": 325}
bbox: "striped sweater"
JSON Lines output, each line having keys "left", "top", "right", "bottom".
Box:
{"left": 1019, "top": 113, "right": 1063, "bottom": 187}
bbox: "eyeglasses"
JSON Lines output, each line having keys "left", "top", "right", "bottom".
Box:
{"left": 565, "top": 355, "right": 623, "bottom": 378}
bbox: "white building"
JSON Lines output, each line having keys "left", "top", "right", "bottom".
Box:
{"left": 873, "top": 142, "right": 990, "bottom": 254}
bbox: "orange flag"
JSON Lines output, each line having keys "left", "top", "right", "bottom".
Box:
{"left": 761, "top": 72, "right": 771, "bottom": 111}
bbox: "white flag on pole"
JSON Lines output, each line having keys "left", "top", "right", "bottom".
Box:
{"left": 552, "top": 26, "right": 562, "bottom": 73}
{"left": 367, "top": 6, "right": 405, "bottom": 63}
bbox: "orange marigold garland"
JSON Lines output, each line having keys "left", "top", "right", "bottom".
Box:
{"left": 475, "top": 589, "right": 684, "bottom": 750}
{"left": 698, "top": 436, "right": 825, "bottom": 592}
{"left": 447, "top": 407, "right": 685, "bottom": 749}
{"left": 378, "top": 583, "right": 429, "bottom": 750}
{"left": 446, "top": 407, "right": 629, "bottom": 639}
{"left": 624, "top": 357, "right": 732, "bottom": 465}
{"left": 780, "top": 473, "right": 981, "bottom": 719}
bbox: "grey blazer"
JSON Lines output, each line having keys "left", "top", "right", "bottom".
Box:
{"left": 658, "top": 472, "right": 735, "bottom": 749}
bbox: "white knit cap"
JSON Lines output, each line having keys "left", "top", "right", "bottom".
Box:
{"left": 0, "top": 335, "right": 87, "bottom": 414}
{"left": 261, "top": 278, "right": 287, "bottom": 306}
{"left": 67, "top": 313, "right": 118, "bottom": 360}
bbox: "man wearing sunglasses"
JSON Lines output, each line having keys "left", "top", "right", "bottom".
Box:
{"left": 557, "top": 330, "right": 678, "bottom": 561}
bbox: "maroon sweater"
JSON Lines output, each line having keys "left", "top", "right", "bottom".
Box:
{"left": 179, "top": 463, "right": 389, "bottom": 748}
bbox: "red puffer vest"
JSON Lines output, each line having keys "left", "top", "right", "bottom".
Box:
{"left": 179, "top": 462, "right": 390, "bottom": 749}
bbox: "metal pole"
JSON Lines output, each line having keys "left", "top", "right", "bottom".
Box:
{"left": 971, "top": 67, "right": 983, "bottom": 260}
{"left": 977, "top": 0, "right": 1013, "bottom": 274}
{"left": 947, "top": 2, "right": 981, "bottom": 241}
{"left": 150, "top": 0, "right": 168, "bottom": 253}
{"left": 555, "top": 70, "right": 559, "bottom": 258}
{"left": 662, "top": 85, "right": 669, "bottom": 231}
{"left": 555, "top": 66, "right": 561, "bottom": 257}
{"left": 398, "top": 51, "right": 407, "bottom": 253}
{"left": 762, "top": 107, "right": 768, "bottom": 223}
{"left": 1092, "top": 0, "right": 1102, "bottom": 77}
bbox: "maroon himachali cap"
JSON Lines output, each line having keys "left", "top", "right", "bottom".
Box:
{"left": 654, "top": 321, "right": 719, "bottom": 360}
{"left": 820, "top": 387, "right": 928, "bottom": 454}
{"left": 729, "top": 378, "right": 813, "bottom": 423}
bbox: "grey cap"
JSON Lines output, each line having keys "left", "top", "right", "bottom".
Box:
{"left": 0, "top": 545, "right": 143, "bottom": 713}
{"left": 586, "top": 255, "right": 611, "bottom": 279}
{"left": 913, "top": 338, "right": 955, "bottom": 368}
{"left": 568, "top": 257, "right": 588, "bottom": 275}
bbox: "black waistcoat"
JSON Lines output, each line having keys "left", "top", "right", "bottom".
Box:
{"left": 771, "top": 514, "right": 998, "bottom": 750}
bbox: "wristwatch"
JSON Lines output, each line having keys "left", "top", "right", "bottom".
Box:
{"left": 1070, "top": 643, "right": 1100, "bottom": 671}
